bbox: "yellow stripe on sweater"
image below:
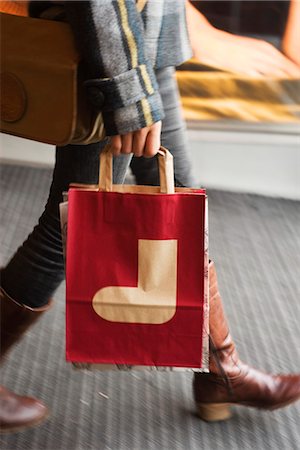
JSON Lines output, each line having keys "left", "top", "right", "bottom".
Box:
{"left": 118, "top": 0, "right": 138, "bottom": 67}
{"left": 140, "top": 64, "right": 154, "bottom": 95}
{"left": 140, "top": 98, "right": 152, "bottom": 126}
{"left": 118, "top": 0, "right": 153, "bottom": 126}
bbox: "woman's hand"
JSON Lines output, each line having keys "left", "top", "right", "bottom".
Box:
{"left": 186, "top": 0, "right": 300, "bottom": 78}
{"left": 194, "top": 32, "right": 300, "bottom": 77}
{"left": 110, "top": 121, "right": 162, "bottom": 157}
{"left": 282, "top": 0, "right": 300, "bottom": 67}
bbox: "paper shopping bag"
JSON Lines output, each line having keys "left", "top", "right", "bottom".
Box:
{"left": 65, "top": 146, "right": 209, "bottom": 371}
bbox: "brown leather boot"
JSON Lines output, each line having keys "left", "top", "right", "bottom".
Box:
{"left": 193, "top": 261, "right": 300, "bottom": 422}
{"left": 0, "top": 286, "right": 52, "bottom": 432}
{"left": 0, "top": 386, "right": 48, "bottom": 434}
{"left": 1, "top": 287, "right": 52, "bottom": 358}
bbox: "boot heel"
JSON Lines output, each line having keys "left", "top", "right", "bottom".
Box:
{"left": 196, "top": 403, "right": 232, "bottom": 422}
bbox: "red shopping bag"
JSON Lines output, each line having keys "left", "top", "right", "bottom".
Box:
{"left": 65, "top": 146, "right": 208, "bottom": 370}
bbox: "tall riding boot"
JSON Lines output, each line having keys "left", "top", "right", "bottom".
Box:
{"left": 0, "top": 287, "right": 52, "bottom": 433}
{"left": 193, "top": 262, "right": 300, "bottom": 422}
{"left": 0, "top": 287, "right": 53, "bottom": 358}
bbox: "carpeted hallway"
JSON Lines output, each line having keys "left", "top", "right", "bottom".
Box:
{"left": 0, "top": 163, "right": 299, "bottom": 450}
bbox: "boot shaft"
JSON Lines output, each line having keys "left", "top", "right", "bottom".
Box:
{"left": 208, "top": 262, "right": 240, "bottom": 375}
{"left": 0, "top": 287, "right": 52, "bottom": 360}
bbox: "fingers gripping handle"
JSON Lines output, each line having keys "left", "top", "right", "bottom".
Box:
{"left": 99, "top": 145, "right": 175, "bottom": 194}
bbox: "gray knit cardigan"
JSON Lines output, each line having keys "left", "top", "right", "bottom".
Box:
{"left": 30, "top": 1, "right": 192, "bottom": 136}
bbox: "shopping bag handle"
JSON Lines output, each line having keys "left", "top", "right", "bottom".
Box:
{"left": 99, "top": 144, "right": 175, "bottom": 194}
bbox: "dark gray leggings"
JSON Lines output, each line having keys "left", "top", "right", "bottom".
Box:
{"left": 1, "top": 67, "right": 195, "bottom": 308}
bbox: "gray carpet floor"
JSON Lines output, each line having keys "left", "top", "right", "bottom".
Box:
{"left": 0, "top": 163, "right": 300, "bottom": 450}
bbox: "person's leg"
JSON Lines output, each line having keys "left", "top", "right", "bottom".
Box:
{"left": 0, "top": 140, "right": 131, "bottom": 433}
{"left": 130, "top": 67, "right": 196, "bottom": 188}
{"left": 132, "top": 66, "right": 300, "bottom": 420}
{"left": 1, "top": 140, "right": 131, "bottom": 309}
{"left": 193, "top": 261, "right": 300, "bottom": 421}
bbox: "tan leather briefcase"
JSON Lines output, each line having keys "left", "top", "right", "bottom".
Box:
{"left": 0, "top": 12, "right": 105, "bottom": 146}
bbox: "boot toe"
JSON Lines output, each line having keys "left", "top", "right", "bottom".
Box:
{"left": 268, "top": 373, "right": 300, "bottom": 410}
{"left": 0, "top": 386, "right": 49, "bottom": 433}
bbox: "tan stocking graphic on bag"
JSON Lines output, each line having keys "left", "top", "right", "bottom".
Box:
{"left": 92, "top": 239, "right": 177, "bottom": 324}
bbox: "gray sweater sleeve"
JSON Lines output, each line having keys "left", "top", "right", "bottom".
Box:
{"left": 64, "top": 0, "right": 164, "bottom": 136}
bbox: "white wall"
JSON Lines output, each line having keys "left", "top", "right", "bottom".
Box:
{"left": 0, "top": 134, "right": 55, "bottom": 167}
{"left": 188, "top": 127, "right": 300, "bottom": 200}
{"left": 1, "top": 124, "right": 299, "bottom": 199}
